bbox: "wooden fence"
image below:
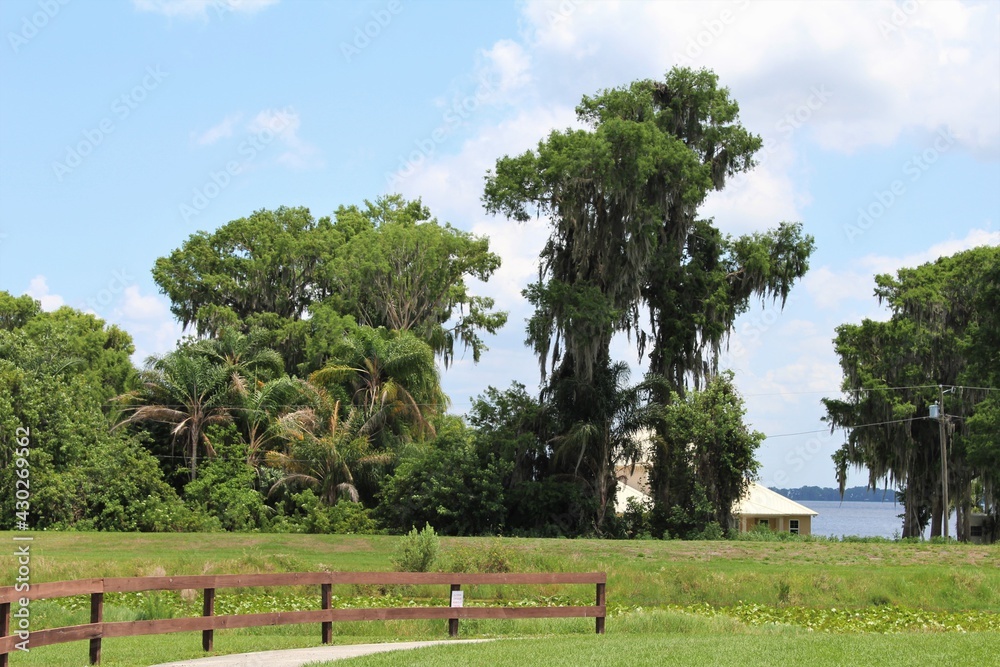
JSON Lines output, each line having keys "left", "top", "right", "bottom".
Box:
{"left": 0, "top": 571, "right": 606, "bottom": 666}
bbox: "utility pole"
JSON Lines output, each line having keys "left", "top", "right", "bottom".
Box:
{"left": 938, "top": 385, "right": 949, "bottom": 540}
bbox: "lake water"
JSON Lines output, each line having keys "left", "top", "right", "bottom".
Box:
{"left": 808, "top": 500, "right": 958, "bottom": 539}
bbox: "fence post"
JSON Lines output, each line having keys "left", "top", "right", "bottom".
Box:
{"left": 321, "top": 583, "right": 332, "bottom": 644}
{"left": 1, "top": 601, "right": 10, "bottom": 667}
{"left": 89, "top": 592, "right": 103, "bottom": 665}
{"left": 448, "top": 584, "right": 461, "bottom": 637}
{"left": 202, "top": 588, "right": 215, "bottom": 652}
{"left": 595, "top": 582, "right": 605, "bottom": 635}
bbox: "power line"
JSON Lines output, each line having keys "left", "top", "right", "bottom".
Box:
{"left": 741, "top": 384, "right": 998, "bottom": 398}
{"left": 762, "top": 416, "right": 925, "bottom": 440}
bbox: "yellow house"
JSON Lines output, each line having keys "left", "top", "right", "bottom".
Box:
{"left": 733, "top": 483, "right": 818, "bottom": 535}
{"left": 614, "top": 466, "right": 819, "bottom": 536}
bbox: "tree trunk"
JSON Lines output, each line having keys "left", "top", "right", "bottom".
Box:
{"left": 959, "top": 479, "right": 973, "bottom": 543}
{"left": 930, "top": 494, "right": 942, "bottom": 538}
{"left": 902, "top": 485, "right": 922, "bottom": 538}
{"left": 190, "top": 427, "right": 199, "bottom": 482}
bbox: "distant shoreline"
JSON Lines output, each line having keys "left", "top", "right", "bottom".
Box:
{"left": 770, "top": 486, "right": 899, "bottom": 502}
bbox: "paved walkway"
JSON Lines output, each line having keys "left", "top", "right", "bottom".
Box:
{"left": 148, "top": 639, "right": 494, "bottom": 667}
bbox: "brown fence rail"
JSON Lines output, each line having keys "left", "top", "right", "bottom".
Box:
{"left": 0, "top": 571, "right": 606, "bottom": 666}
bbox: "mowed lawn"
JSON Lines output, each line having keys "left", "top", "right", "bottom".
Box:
{"left": 1, "top": 531, "right": 997, "bottom": 666}
{"left": 326, "top": 632, "right": 1000, "bottom": 667}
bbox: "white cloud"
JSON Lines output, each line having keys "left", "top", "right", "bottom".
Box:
{"left": 193, "top": 113, "right": 242, "bottom": 146}
{"left": 518, "top": 0, "right": 999, "bottom": 156}
{"left": 246, "top": 108, "right": 323, "bottom": 170}
{"left": 477, "top": 39, "right": 533, "bottom": 101}
{"left": 702, "top": 139, "right": 804, "bottom": 234}
{"left": 391, "top": 105, "right": 577, "bottom": 312}
{"left": 110, "top": 287, "right": 184, "bottom": 364}
{"left": 133, "top": 0, "right": 278, "bottom": 20}
{"left": 25, "top": 275, "right": 65, "bottom": 311}
{"left": 115, "top": 285, "right": 171, "bottom": 321}
{"left": 859, "top": 227, "right": 1000, "bottom": 276}
{"left": 803, "top": 267, "right": 875, "bottom": 311}
{"left": 804, "top": 227, "right": 999, "bottom": 314}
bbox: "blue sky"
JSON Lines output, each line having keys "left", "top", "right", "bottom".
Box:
{"left": 1, "top": 0, "right": 997, "bottom": 488}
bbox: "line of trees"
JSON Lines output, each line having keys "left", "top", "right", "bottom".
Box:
{"left": 8, "top": 67, "right": 993, "bottom": 540}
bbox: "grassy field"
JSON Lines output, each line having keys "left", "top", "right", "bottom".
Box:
{"left": 1, "top": 531, "right": 997, "bottom": 666}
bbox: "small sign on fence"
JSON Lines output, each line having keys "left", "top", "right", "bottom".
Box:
{"left": 450, "top": 590, "right": 464, "bottom": 608}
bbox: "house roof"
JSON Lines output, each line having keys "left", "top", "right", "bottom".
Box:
{"left": 614, "top": 480, "right": 650, "bottom": 513}
{"left": 734, "top": 483, "right": 818, "bottom": 517}
{"left": 612, "top": 480, "right": 818, "bottom": 518}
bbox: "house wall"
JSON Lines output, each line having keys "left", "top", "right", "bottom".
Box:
{"left": 738, "top": 515, "right": 812, "bottom": 535}
{"left": 615, "top": 464, "right": 651, "bottom": 494}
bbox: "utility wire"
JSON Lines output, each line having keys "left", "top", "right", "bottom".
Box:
{"left": 763, "top": 416, "right": 925, "bottom": 440}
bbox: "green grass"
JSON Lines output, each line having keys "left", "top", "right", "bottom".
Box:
{"left": 5, "top": 531, "right": 996, "bottom": 612}
{"left": 319, "top": 631, "right": 1000, "bottom": 667}
{"left": 1, "top": 532, "right": 997, "bottom": 666}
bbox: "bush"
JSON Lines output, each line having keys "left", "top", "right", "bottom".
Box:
{"left": 379, "top": 418, "right": 508, "bottom": 535}
{"left": 289, "top": 490, "right": 381, "bottom": 534}
{"left": 183, "top": 436, "right": 271, "bottom": 531}
{"left": 734, "top": 523, "right": 805, "bottom": 542}
{"left": 689, "top": 521, "right": 726, "bottom": 541}
{"left": 446, "top": 537, "right": 520, "bottom": 573}
{"left": 620, "top": 496, "right": 654, "bottom": 539}
{"left": 504, "top": 478, "right": 597, "bottom": 537}
{"left": 391, "top": 523, "right": 439, "bottom": 572}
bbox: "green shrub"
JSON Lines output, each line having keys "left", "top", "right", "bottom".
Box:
{"left": 135, "top": 592, "right": 177, "bottom": 621}
{"left": 620, "top": 496, "right": 654, "bottom": 539}
{"left": 379, "top": 418, "right": 509, "bottom": 535}
{"left": 446, "top": 537, "right": 520, "bottom": 573}
{"left": 183, "top": 435, "right": 271, "bottom": 531}
{"left": 290, "top": 489, "right": 382, "bottom": 534}
{"left": 391, "top": 523, "right": 440, "bottom": 572}
{"left": 690, "top": 521, "right": 726, "bottom": 540}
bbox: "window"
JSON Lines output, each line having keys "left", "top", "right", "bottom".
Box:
{"left": 971, "top": 525, "right": 983, "bottom": 537}
{"left": 758, "top": 519, "right": 769, "bottom": 526}
{"left": 789, "top": 519, "right": 800, "bottom": 535}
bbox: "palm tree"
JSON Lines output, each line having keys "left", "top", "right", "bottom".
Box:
{"left": 547, "top": 360, "right": 650, "bottom": 534}
{"left": 114, "top": 350, "right": 232, "bottom": 481}
{"left": 193, "top": 327, "right": 285, "bottom": 395}
{"left": 235, "top": 375, "right": 309, "bottom": 470}
{"left": 266, "top": 395, "right": 391, "bottom": 505}
{"left": 310, "top": 327, "right": 447, "bottom": 446}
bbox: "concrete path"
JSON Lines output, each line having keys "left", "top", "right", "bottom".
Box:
{"left": 148, "top": 639, "right": 494, "bottom": 667}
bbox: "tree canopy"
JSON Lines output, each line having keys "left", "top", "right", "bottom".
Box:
{"left": 823, "top": 246, "right": 1000, "bottom": 539}
{"left": 153, "top": 195, "right": 506, "bottom": 374}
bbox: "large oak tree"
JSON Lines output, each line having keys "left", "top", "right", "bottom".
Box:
{"left": 483, "top": 67, "right": 813, "bottom": 532}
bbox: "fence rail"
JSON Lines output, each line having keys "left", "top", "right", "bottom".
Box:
{"left": 0, "top": 571, "right": 606, "bottom": 666}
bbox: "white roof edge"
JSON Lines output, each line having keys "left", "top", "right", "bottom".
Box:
{"left": 734, "top": 482, "right": 818, "bottom": 517}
